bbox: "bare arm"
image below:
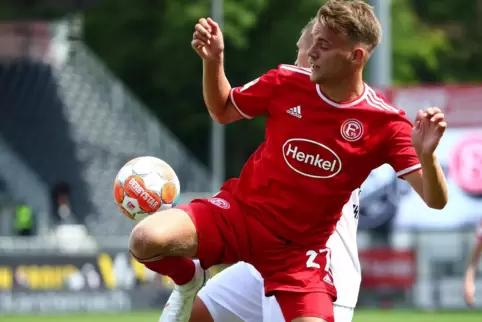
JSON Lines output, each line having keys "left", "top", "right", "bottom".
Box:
{"left": 464, "top": 239, "right": 482, "bottom": 305}
{"left": 404, "top": 107, "right": 448, "bottom": 209}
{"left": 202, "top": 56, "right": 243, "bottom": 124}
{"left": 466, "top": 240, "right": 482, "bottom": 283}
{"left": 403, "top": 153, "right": 448, "bottom": 209}
{"left": 191, "top": 18, "right": 243, "bottom": 125}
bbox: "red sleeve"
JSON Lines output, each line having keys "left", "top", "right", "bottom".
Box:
{"left": 229, "top": 69, "right": 278, "bottom": 119}
{"left": 383, "top": 117, "right": 421, "bottom": 178}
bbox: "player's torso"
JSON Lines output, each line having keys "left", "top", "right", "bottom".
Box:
{"left": 265, "top": 88, "right": 385, "bottom": 192}
{"left": 233, "top": 65, "right": 396, "bottom": 241}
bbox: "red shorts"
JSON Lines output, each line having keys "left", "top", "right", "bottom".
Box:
{"left": 176, "top": 190, "right": 336, "bottom": 320}
{"left": 277, "top": 291, "right": 334, "bottom": 322}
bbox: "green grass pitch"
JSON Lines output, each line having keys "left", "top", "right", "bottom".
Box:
{"left": 1, "top": 310, "right": 482, "bottom": 322}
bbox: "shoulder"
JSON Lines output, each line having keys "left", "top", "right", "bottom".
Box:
{"left": 363, "top": 86, "right": 413, "bottom": 124}
{"left": 273, "top": 64, "right": 313, "bottom": 89}
{"left": 277, "top": 64, "right": 312, "bottom": 77}
{"left": 363, "top": 86, "right": 404, "bottom": 115}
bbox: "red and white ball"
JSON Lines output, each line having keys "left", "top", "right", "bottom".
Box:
{"left": 113, "top": 156, "right": 181, "bottom": 221}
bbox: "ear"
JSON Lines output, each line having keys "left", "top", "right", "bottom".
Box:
{"left": 351, "top": 47, "right": 365, "bottom": 64}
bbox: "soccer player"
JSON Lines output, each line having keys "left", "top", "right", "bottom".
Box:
{"left": 464, "top": 220, "right": 482, "bottom": 305}
{"left": 129, "top": 1, "right": 448, "bottom": 321}
{"left": 187, "top": 19, "right": 361, "bottom": 322}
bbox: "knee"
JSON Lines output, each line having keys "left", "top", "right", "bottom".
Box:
{"left": 129, "top": 222, "right": 166, "bottom": 261}
{"left": 128, "top": 208, "right": 198, "bottom": 261}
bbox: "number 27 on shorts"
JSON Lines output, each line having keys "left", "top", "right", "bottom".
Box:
{"left": 306, "top": 248, "right": 334, "bottom": 284}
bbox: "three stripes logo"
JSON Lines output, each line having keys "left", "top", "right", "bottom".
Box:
{"left": 287, "top": 106, "right": 302, "bottom": 118}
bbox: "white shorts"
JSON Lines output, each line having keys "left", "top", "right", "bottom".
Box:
{"left": 197, "top": 262, "right": 355, "bottom": 322}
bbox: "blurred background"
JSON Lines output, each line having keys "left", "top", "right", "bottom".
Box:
{"left": 0, "top": 0, "right": 481, "bottom": 321}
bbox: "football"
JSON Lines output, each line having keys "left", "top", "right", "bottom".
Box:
{"left": 113, "top": 156, "right": 181, "bottom": 221}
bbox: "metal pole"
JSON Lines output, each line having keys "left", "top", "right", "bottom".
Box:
{"left": 368, "top": 0, "right": 392, "bottom": 248}
{"left": 369, "top": 0, "right": 392, "bottom": 87}
{"left": 210, "top": 0, "right": 225, "bottom": 193}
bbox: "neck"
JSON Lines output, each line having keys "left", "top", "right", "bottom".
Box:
{"left": 319, "top": 71, "right": 365, "bottom": 103}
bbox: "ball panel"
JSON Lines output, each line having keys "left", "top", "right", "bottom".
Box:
{"left": 132, "top": 157, "right": 155, "bottom": 175}
{"left": 116, "top": 164, "right": 134, "bottom": 183}
{"left": 142, "top": 172, "right": 164, "bottom": 195}
{"left": 133, "top": 212, "right": 150, "bottom": 221}
{"left": 173, "top": 193, "right": 180, "bottom": 206}
{"left": 159, "top": 203, "right": 173, "bottom": 212}
{"left": 113, "top": 180, "right": 125, "bottom": 204}
{"left": 150, "top": 157, "right": 176, "bottom": 181}
{"left": 117, "top": 204, "right": 134, "bottom": 219}
{"left": 121, "top": 196, "right": 141, "bottom": 215}
{"left": 124, "top": 175, "right": 161, "bottom": 213}
{"left": 161, "top": 181, "right": 177, "bottom": 204}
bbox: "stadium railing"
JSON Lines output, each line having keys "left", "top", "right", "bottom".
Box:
{"left": 0, "top": 21, "right": 211, "bottom": 236}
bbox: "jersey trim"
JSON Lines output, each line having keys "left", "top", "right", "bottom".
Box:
{"left": 316, "top": 83, "right": 368, "bottom": 108}
{"left": 397, "top": 163, "right": 422, "bottom": 177}
{"left": 280, "top": 64, "right": 312, "bottom": 76}
{"left": 366, "top": 88, "right": 400, "bottom": 113}
{"left": 229, "top": 88, "right": 254, "bottom": 119}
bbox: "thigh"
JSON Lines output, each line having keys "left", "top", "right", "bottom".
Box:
{"left": 275, "top": 291, "right": 334, "bottom": 322}
{"left": 129, "top": 207, "right": 199, "bottom": 260}
{"left": 196, "top": 262, "right": 264, "bottom": 322}
{"left": 333, "top": 305, "right": 354, "bottom": 322}
{"left": 177, "top": 191, "right": 251, "bottom": 268}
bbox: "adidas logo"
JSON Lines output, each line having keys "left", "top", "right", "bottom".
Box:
{"left": 323, "top": 274, "right": 334, "bottom": 286}
{"left": 286, "top": 106, "right": 302, "bottom": 118}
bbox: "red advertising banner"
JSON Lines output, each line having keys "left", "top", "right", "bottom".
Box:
{"left": 385, "top": 85, "right": 482, "bottom": 127}
{"left": 359, "top": 248, "right": 416, "bottom": 289}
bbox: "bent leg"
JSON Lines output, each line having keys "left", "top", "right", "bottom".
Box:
{"left": 129, "top": 207, "right": 199, "bottom": 286}
{"left": 129, "top": 191, "right": 251, "bottom": 284}
{"left": 129, "top": 207, "right": 198, "bottom": 261}
{"left": 129, "top": 194, "right": 246, "bottom": 269}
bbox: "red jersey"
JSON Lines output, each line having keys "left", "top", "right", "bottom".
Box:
{"left": 223, "top": 64, "right": 421, "bottom": 246}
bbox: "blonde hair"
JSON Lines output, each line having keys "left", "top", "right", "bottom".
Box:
{"left": 316, "top": 0, "right": 381, "bottom": 52}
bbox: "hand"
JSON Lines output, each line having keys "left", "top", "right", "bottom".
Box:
{"left": 411, "top": 107, "right": 447, "bottom": 156}
{"left": 191, "top": 18, "right": 224, "bottom": 61}
{"left": 465, "top": 279, "right": 476, "bottom": 306}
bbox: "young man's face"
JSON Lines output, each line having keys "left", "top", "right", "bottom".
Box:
{"left": 308, "top": 21, "right": 364, "bottom": 84}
